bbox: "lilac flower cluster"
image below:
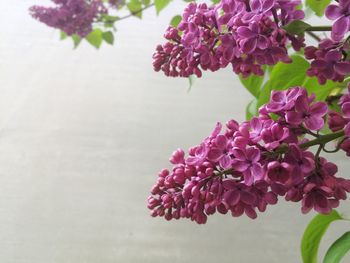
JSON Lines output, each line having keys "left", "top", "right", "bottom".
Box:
{"left": 148, "top": 87, "right": 350, "bottom": 224}
{"left": 305, "top": 39, "right": 350, "bottom": 84}
{"left": 152, "top": 0, "right": 305, "bottom": 78}
{"left": 30, "top": 0, "right": 106, "bottom": 37}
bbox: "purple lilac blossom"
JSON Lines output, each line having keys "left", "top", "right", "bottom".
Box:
{"left": 148, "top": 87, "right": 350, "bottom": 224}
{"left": 30, "top": 0, "right": 106, "bottom": 37}
{"left": 305, "top": 39, "right": 350, "bottom": 84}
{"left": 152, "top": 0, "right": 305, "bottom": 78}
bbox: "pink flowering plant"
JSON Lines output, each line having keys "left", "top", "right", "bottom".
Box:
{"left": 148, "top": 0, "right": 350, "bottom": 262}
{"left": 29, "top": 0, "right": 178, "bottom": 48}
{"left": 30, "top": 0, "right": 350, "bottom": 262}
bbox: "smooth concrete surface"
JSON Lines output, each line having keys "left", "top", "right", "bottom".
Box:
{"left": 0, "top": 1, "right": 349, "bottom": 262}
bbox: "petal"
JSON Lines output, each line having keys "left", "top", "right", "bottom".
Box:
{"left": 325, "top": 5, "right": 343, "bottom": 20}
{"left": 334, "top": 62, "right": 350, "bottom": 75}
{"left": 251, "top": 22, "right": 259, "bottom": 33}
{"left": 232, "top": 160, "right": 249, "bottom": 172}
{"left": 271, "top": 183, "right": 286, "bottom": 196}
{"left": 331, "top": 16, "right": 350, "bottom": 41}
{"left": 295, "top": 96, "right": 309, "bottom": 112}
{"left": 195, "top": 143, "right": 208, "bottom": 158}
{"left": 301, "top": 194, "right": 314, "bottom": 214}
{"left": 301, "top": 157, "right": 315, "bottom": 174}
{"left": 241, "top": 191, "right": 256, "bottom": 205}
{"left": 210, "top": 122, "right": 222, "bottom": 137}
{"left": 250, "top": 0, "right": 262, "bottom": 12}
{"left": 223, "top": 190, "right": 240, "bottom": 206}
{"left": 345, "top": 123, "right": 350, "bottom": 136}
{"left": 257, "top": 35, "right": 269, "bottom": 50}
{"left": 250, "top": 117, "right": 262, "bottom": 131}
{"left": 311, "top": 59, "right": 328, "bottom": 69}
{"left": 219, "top": 155, "right": 232, "bottom": 169}
{"left": 271, "top": 124, "right": 283, "bottom": 139}
{"left": 207, "top": 148, "right": 223, "bottom": 162}
{"left": 223, "top": 47, "right": 234, "bottom": 62}
{"left": 232, "top": 148, "right": 246, "bottom": 160}
{"left": 286, "top": 111, "right": 303, "bottom": 125}
{"left": 325, "top": 49, "right": 342, "bottom": 62}
{"left": 305, "top": 116, "right": 325, "bottom": 130}
{"left": 215, "top": 134, "right": 228, "bottom": 149}
{"left": 342, "top": 102, "right": 350, "bottom": 117}
{"left": 222, "top": 179, "right": 236, "bottom": 189}
{"left": 186, "top": 156, "right": 199, "bottom": 166}
{"left": 262, "top": 0, "right": 275, "bottom": 11}
{"left": 244, "top": 170, "right": 254, "bottom": 186}
{"left": 314, "top": 195, "right": 331, "bottom": 214}
{"left": 251, "top": 163, "right": 264, "bottom": 180}
{"left": 265, "top": 192, "right": 278, "bottom": 204}
{"left": 244, "top": 206, "right": 257, "bottom": 219}
{"left": 241, "top": 38, "right": 257, "bottom": 54}
{"left": 309, "top": 102, "right": 328, "bottom": 117}
{"left": 237, "top": 26, "right": 254, "bottom": 38}
{"left": 246, "top": 147, "right": 261, "bottom": 163}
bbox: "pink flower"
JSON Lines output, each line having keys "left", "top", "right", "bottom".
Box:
{"left": 208, "top": 135, "right": 233, "bottom": 169}
{"left": 232, "top": 147, "right": 264, "bottom": 185}
{"left": 267, "top": 161, "right": 293, "bottom": 184}
{"left": 286, "top": 96, "right": 328, "bottom": 130}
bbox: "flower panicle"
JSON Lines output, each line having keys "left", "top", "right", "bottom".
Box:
{"left": 148, "top": 86, "right": 350, "bottom": 224}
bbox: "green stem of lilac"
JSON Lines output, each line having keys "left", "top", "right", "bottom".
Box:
{"left": 305, "top": 26, "right": 332, "bottom": 32}
{"left": 216, "top": 130, "right": 346, "bottom": 176}
{"left": 299, "top": 130, "right": 345, "bottom": 148}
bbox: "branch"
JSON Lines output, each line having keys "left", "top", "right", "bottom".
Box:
{"left": 305, "top": 26, "right": 332, "bottom": 32}
{"left": 118, "top": 3, "right": 155, "bottom": 22}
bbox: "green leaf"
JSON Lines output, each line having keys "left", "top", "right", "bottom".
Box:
{"left": 60, "top": 31, "right": 67, "bottom": 40}
{"left": 170, "top": 15, "right": 182, "bottom": 27}
{"left": 102, "top": 31, "right": 114, "bottom": 45}
{"left": 154, "top": 0, "right": 171, "bottom": 15}
{"left": 86, "top": 29, "right": 103, "bottom": 49}
{"left": 306, "top": 0, "right": 331, "bottom": 16}
{"left": 301, "top": 210, "right": 343, "bottom": 263}
{"left": 246, "top": 99, "right": 258, "bottom": 120}
{"left": 283, "top": 20, "right": 311, "bottom": 35}
{"left": 127, "top": 0, "right": 143, "bottom": 18}
{"left": 257, "top": 55, "right": 309, "bottom": 108}
{"left": 239, "top": 72, "right": 265, "bottom": 98}
{"left": 303, "top": 77, "right": 339, "bottom": 101}
{"left": 71, "top": 34, "right": 82, "bottom": 49}
{"left": 323, "top": 232, "right": 350, "bottom": 263}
